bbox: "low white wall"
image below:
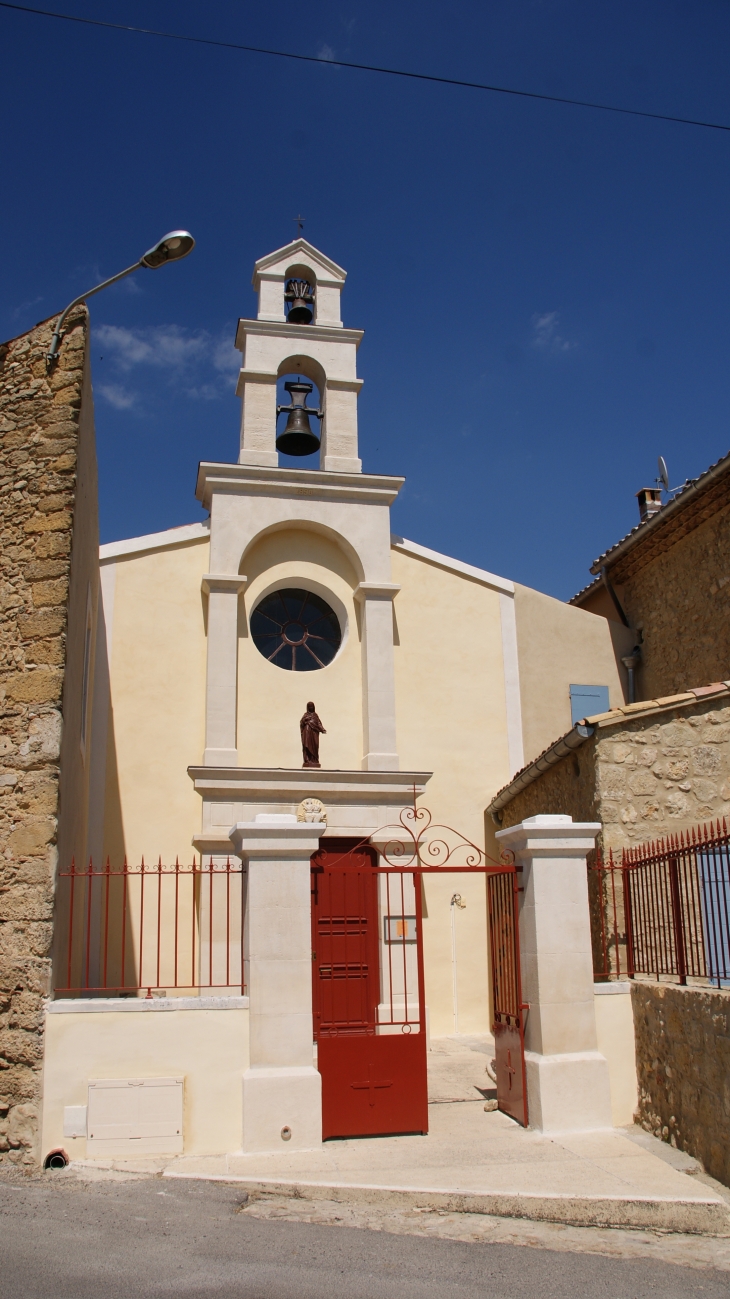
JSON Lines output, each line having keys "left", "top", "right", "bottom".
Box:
{"left": 593, "top": 983, "right": 638, "bottom": 1127}
{"left": 41, "top": 996, "right": 249, "bottom": 1162}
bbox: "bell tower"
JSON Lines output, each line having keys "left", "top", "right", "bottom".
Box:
{"left": 234, "top": 238, "right": 363, "bottom": 473}
{"left": 192, "top": 239, "right": 424, "bottom": 1156}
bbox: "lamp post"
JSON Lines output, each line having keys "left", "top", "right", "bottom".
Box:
{"left": 46, "top": 230, "right": 195, "bottom": 368}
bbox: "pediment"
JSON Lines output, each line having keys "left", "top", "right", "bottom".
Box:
{"left": 252, "top": 238, "right": 347, "bottom": 287}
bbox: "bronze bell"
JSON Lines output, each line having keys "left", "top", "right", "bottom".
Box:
{"left": 276, "top": 380, "right": 322, "bottom": 456}
{"left": 285, "top": 278, "right": 314, "bottom": 324}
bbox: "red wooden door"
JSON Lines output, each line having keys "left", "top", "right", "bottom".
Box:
{"left": 311, "top": 840, "right": 428, "bottom": 1140}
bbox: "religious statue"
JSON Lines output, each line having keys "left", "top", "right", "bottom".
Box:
{"left": 300, "top": 702, "right": 326, "bottom": 768}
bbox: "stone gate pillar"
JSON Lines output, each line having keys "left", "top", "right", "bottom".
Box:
{"left": 495, "top": 814, "right": 613, "bottom": 1133}
{"left": 229, "top": 815, "right": 323, "bottom": 1153}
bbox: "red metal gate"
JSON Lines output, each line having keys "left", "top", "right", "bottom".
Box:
{"left": 311, "top": 839, "right": 429, "bottom": 1140}
{"left": 487, "top": 868, "right": 528, "bottom": 1126}
{"left": 311, "top": 800, "right": 528, "bottom": 1137}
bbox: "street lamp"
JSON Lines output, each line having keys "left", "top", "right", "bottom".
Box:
{"left": 46, "top": 230, "right": 195, "bottom": 368}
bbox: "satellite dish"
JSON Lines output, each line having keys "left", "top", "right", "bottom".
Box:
{"left": 657, "top": 456, "right": 670, "bottom": 492}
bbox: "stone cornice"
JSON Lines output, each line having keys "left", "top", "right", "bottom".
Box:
{"left": 235, "top": 318, "right": 363, "bottom": 351}
{"left": 188, "top": 766, "right": 432, "bottom": 803}
{"left": 391, "top": 535, "right": 514, "bottom": 596}
{"left": 100, "top": 521, "right": 210, "bottom": 563}
{"left": 496, "top": 815, "right": 600, "bottom": 857}
{"left": 201, "top": 574, "right": 247, "bottom": 595}
{"left": 355, "top": 582, "right": 401, "bottom": 601}
{"left": 195, "top": 462, "right": 405, "bottom": 510}
{"left": 229, "top": 819, "right": 323, "bottom": 859}
{"left": 252, "top": 238, "right": 347, "bottom": 285}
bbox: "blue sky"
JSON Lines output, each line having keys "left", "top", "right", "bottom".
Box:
{"left": 2, "top": 1, "right": 730, "bottom": 600}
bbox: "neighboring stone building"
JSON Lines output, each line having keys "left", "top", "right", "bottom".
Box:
{"left": 488, "top": 459, "right": 730, "bottom": 1185}
{"left": 488, "top": 683, "right": 730, "bottom": 853}
{"left": 571, "top": 451, "right": 730, "bottom": 701}
{"left": 0, "top": 310, "right": 99, "bottom": 1165}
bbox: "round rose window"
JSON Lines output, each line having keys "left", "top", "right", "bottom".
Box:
{"left": 250, "top": 588, "right": 341, "bottom": 671}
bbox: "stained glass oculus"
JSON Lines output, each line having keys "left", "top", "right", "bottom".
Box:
{"left": 250, "top": 588, "right": 342, "bottom": 671}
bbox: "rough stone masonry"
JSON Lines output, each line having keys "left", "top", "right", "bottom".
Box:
{"left": 0, "top": 310, "right": 97, "bottom": 1165}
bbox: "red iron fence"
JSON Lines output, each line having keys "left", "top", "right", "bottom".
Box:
{"left": 591, "top": 818, "right": 730, "bottom": 988}
{"left": 53, "top": 858, "right": 244, "bottom": 997}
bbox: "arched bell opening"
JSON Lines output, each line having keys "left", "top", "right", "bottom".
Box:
{"left": 276, "top": 354, "right": 326, "bottom": 467}
{"left": 284, "top": 262, "right": 317, "bottom": 325}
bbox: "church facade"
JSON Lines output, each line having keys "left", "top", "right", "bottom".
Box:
{"left": 41, "top": 240, "right": 629, "bottom": 1160}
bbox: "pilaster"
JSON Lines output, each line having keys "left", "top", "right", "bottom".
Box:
{"left": 355, "top": 582, "right": 400, "bottom": 771}
{"left": 202, "top": 574, "right": 247, "bottom": 766}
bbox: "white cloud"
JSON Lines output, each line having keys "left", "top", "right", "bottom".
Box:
{"left": 96, "top": 382, "right": 137, "bottom": 410}
{"left": 95, "top": 324, "right": 209, "bottom": 371}
{"left": 12, "top": 295, "right": 43, "bottom": 320}
{"left": 318, "top": 43, "right": 336, "bottom": 61}
{"left": 531, "top": 311, "right": 575, "bottom": 353}
{"left": 212, "top": 336, "right": 241, "bottom": 374}
{"left": 93, "top": 324, "right": 240, "bottom": 402}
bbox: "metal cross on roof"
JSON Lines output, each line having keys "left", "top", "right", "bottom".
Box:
{"left": 294, "top": 213, "right": 305, "bottom": 236}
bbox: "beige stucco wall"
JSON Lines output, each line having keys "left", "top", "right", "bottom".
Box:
{"left": 391, "top": 549, "right": 512, "bottom": 1037}
{"left": 94, "top": 530, "right": 647, "bottom": 1042}
{"left": 41, "top": 999, "right": 249, "bottom": 1161}
{"left": 513, "top": 583, "right": 631, "bottom": 764}
{"left": 593, "top": 984, "right": 638, "bottom": 1127}
{"left": 99, "top": 537, "right": 209, "bottom": 865}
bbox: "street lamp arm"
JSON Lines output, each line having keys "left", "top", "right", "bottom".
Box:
{"left": 46, "top": 259, "right": 144, "bottom": 368}
{"left": 45, "top": 230, "right": 194, "bottom": 369}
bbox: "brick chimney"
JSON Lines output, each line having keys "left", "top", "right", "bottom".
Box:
{"left": 636, "top": 487, "right": 662, "bottom": 523}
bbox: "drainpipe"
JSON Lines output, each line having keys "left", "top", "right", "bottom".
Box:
{"left": 450, "top": 893, "right": 466, "bottom": 1034}
{"left": 621, "top": 647, "right": 642, "bottom": 704}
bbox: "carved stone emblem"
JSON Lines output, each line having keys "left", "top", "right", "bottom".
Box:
{"left": 297, "top": 797, "right": 327, "bottom": 824}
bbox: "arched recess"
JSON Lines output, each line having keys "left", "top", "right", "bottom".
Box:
{"left": 277, "top": 353, "right": 326, "bottom": 397}
{"left": 276, "top": 354, "right": 327, "bottom": 465}
{"left": 284, "top": 262, "right": 318, "bottom": 326}
{"left": 238, "top": 519, "right": 366, "bottom": 586}
{"left": 285, "top": 261, "right": 318, "bottom": 286}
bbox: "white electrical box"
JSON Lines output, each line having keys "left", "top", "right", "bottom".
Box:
{"left": 87, "top": 1078, "right": 184, "bottom": 1156}
{"left": 63, "top": 1105, "right": 87, "bottom": 1138}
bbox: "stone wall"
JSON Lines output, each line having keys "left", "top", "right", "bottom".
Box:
{"left": 0, "top": 310, "right": 98, "bottom": 1165}
{"left": 593, "top": 696, "right": 730, "bottom": 854}
{"left": 494, "top": 693, "right": 730, "bottom": 979}
{"left": 632, "top": 981, "right": 730, "bottom": 1188}
{"left": 618, "top": 488, "right": 730, "bottom": 701}
{"left": 496, "top": 694, "right": 730, "bottom": 855}
{"left": 496, "top": 743, "right": 598, "bottom": 833}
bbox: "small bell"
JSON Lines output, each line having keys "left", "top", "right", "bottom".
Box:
{"left": 276, "top": 380, "right": 322, "bottom": 456}
{"left": 285, "top": 278, "right": 314, "bottom": 324}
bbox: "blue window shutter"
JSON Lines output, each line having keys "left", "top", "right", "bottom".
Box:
{"left": 569, "top": 685, "right": 610, "bottom": 725}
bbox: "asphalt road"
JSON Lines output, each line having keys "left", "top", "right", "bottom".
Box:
{"left": 0, "top": 1172, "right": 727, "bottom": 1299}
